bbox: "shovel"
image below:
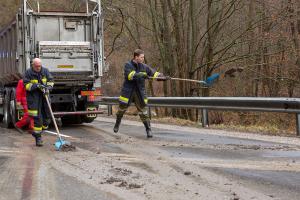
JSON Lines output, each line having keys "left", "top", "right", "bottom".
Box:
{"left": 152, "top": 73, "right": 220, "bottom": 87}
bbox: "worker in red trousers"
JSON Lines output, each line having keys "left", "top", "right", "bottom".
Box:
{"left": 15, "top": 79, "right": 33, "bottom": 133}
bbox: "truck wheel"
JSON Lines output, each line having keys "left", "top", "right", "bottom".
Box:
{"left": 81, "top": 105, "right": 97, "bottom": 123}
{"left": 2, "top": 92, "right": 13, "bottom": 128}
{"left": 10, "top": 90, "right": 18, "bottom": 126}
{"left": 81, "top": 116, "right": 95, "bottom": 123}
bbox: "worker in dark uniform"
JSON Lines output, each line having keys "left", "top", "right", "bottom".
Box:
{"left": 113, "top": 49, "right": 169, "bottom": 138}
{"left": 23, "top": 58, "right": 54, "bottom": 146}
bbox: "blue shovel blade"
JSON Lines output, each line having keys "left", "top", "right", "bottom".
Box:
{"left": 55, "top": 138, "right": 66, "bottom": 150}
{"left": 205, "top": 73, "right": 220, "bottom": 86}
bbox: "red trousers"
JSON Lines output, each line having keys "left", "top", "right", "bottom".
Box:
{"left": 15, "top": 105, "right": 34, "bottom": 131}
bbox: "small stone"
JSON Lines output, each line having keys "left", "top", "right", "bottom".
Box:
{"left": 117, "top": 181, "right": 127, "bottom": 188}
{"left": 184, "top": 171, "right": 192, "bottom": 176}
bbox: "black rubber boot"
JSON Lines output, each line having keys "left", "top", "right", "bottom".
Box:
{"left": 32, "top": 133, "right": 43, "bottom": 147}
{"left": 113, "top": 116, "right": 122, "bottom": 133}
{"left": 143, "top": 121, "right": 153, "bottom": 138}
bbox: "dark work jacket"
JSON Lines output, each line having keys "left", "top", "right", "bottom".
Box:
{"left": 119, "top": 60, "right": 161, "bottom": 106}
{"left": 23, "top": 67, "right": 54, "bottom": 115}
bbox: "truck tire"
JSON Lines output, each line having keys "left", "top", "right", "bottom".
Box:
{"left": 2, "top": 91, "right": 13, "bottom": 128}
{"left": 80, "top": 104, "right": 97, "bottom": 123}
{"left": 10, "top": 90, "right": 18, "bottom": 126}
{"left": 81, "top": 116, "right": 95, "bottom": 123}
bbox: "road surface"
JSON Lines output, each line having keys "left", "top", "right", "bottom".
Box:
{"left": 0, "top": 116, "right": 300, "bottom": 200}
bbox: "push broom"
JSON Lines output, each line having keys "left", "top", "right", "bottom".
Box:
{"left": 42, "top": 86, "right": 75, "bottom": 151}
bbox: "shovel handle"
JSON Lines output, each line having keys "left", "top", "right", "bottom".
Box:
{"left": 44, "top": 95, "right": 63, "bottom": 141}
{"left": 170, "top": 77, "right": 206, "bottom": 84}
{"left": 150, "top": 77, "right": 206, "bottom": 84}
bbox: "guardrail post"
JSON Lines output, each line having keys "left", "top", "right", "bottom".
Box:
{"left": 201, "top": 109, "right": 209, "bottom": 127}
{"left": 108, "top": 105, "right": 112, "bottom": 116}
{"left": 148, "top": 106, "right": 152, "bottom": 120}
{"left": 296, "top": 113, "right": 300, "bottom": 136}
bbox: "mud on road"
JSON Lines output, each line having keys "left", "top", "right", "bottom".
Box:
{"left": 1, "top": 117, "right": 300, "bottom": 200}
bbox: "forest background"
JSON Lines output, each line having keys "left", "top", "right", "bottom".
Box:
{"left": 1, "top": 0, "right": 300, "bottom": 134}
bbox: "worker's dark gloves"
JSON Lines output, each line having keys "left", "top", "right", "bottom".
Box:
{"left": 134, "top": 72, "right": 148, "bottom": 79}
{"left": 156, "top": 76, "right": 171, "bottom": 81}
{"left": 46, "top": 85, "right": 53, "bottom": 91}
{"left": 43, "top": 88, "right": 50, "bottom": 96}
{"left": 37, "top": 84, "right": 45, "bottom": 92}
{"left": 37, "top": 84, "right": 50, "bottom": 95}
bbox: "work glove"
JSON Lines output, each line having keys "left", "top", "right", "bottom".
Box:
{"left": 16, "top": 102, "right": 24, "bottom": 110}
{"left": 156, "top": 76, "right": 171, "bottom": 81}
{"left": 134, "top": 72, "right": 148, "bottom": 79}
{"left": 36, "top": 83, "right": 45, "bottom": 92}
{"left": 37, "top": 84, "right": 49, "bottom": 95}
{"left": 42, "top": 86, "right": 51, "bottom": 96}
{"left": 43, "top": 88, "right": 50, "bottom": 96}
{"left": 46, "top": 83, "right": 54, "bottom": 91}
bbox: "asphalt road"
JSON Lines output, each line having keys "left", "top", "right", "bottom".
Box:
{"left": 0, "top": 116, "right": 300, "bottom": 200}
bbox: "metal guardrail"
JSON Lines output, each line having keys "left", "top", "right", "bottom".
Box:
{"left": 100, "top": 97, "right": 300, "bottom": 136}
{"left": 53, "top": 110, "right": 104, "bottom": 116}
